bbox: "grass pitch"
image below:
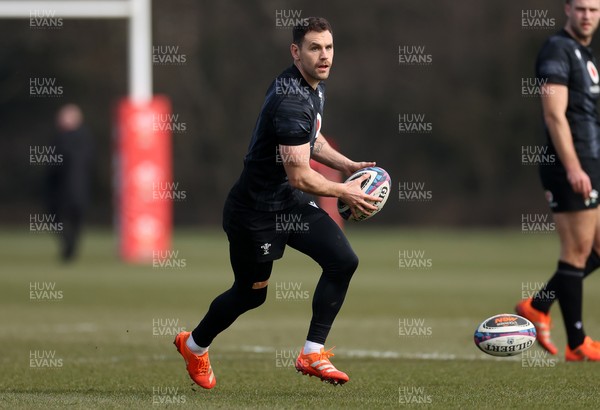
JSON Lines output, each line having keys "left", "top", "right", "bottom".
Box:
{"left": 1, "top": 227, "right": 600, "bottom": 409}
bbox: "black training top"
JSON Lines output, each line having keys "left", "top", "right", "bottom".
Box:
{"left": 228, "top": 64, "right": 325, "bottom": 211}
{"left": 536, "top": 29, "right": 600, "bottom": 159}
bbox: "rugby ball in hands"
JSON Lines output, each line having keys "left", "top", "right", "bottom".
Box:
{"left": 337, "top": 166, "right": 391, "bottom": 221}
{"left": 474, "top": 314, "right": 536, "bottom": 357}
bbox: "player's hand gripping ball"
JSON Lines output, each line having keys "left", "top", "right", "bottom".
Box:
{"left": 337, "top": 166, "right": 391, "bottom": 221}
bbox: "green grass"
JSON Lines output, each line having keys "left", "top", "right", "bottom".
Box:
{"left": 1, "top": 227, "right": 600, "bottom": 409}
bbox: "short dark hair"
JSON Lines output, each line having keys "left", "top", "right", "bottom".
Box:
{"left": 292, "top": 17, "right": 332, "bottom": 47}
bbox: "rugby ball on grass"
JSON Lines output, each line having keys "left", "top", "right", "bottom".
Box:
{"left": 337, "top": 166, "right": 391, "bottom": 221}
{"left": 474, "top": 313, "right": 536, "bottom": 357}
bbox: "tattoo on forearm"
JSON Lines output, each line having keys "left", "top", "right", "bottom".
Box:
{"left": 314, "top": 141, "right": 324, "bottom": 154}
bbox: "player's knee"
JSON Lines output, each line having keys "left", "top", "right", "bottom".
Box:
{"left": 328, "top": 250, "right": 359, "bottom": 281}
{"left": 231, "top": 281, "right": 268, "bottom": 311}
{"left": 566, "top": 244, "right": 593, "bottom": 266}
{"left": 246, "top": 284, "right": 268, "bottom": 309}
{"left": 344, "top": 251, "right": 359, "bottom": 275}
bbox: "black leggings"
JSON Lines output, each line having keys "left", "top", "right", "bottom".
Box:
{"left": 192, "top": 214, "right": 358, "bottom": 347}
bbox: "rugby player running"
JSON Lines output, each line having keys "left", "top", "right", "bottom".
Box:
{"left": 174, "top": 17, "right": 381, "bottom": 387}
{"left": 516, "top": 0, "right": 600, "bottom": 361}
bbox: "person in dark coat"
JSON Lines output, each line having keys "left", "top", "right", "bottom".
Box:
{"left": 47, "top": 104, "right": 94, "bottom": 262}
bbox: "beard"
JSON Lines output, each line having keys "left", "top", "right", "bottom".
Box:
{"left": 311, "top": 70, "right": 329, "bottom": 81}
{"left": 304, "top": 64, "right": 330, "bottom": 82}
{"left": 570, "top": 20, "right": 597, "bottom": 40}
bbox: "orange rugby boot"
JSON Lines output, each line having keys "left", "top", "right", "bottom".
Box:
{"left": 515, "top": 297, "right": 558, "bottom": 355}
{"left": 565, "top": 336, "right": 600, "bottom": 361}
{"left": 173, "top": 331, "right": 216, "bottom": 389}
{"left": 295, "top": 347, "right": 349, "bottom": 385}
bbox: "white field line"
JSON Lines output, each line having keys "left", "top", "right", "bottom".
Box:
{"left": 0, "top": 346, "right": 534, "bottom": 365}
{"left": 238, "top": 345, "right": 521, "bottom": 362}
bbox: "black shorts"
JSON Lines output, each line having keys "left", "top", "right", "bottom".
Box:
{"left": 539, "top": 157, "right": 600, "bottom": 213}
{"left": 222, "top": 193, "right": 329, "bottom": 263}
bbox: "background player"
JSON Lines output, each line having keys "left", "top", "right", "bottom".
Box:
{"left": 46, "top": 104, "right": 94, "bottom": 262}
{"left": 516, "top": 0, "right": 600, "bottom": 361}
{"left": 174, "top": 17, "right": 381, "bottom": 388}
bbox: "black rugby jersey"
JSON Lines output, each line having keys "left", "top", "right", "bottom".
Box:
{"left": 536, "top": 29, "right": 600, "bottom": 159}
{"left": 229, "top": 64, "right": 325, "bottom": 211}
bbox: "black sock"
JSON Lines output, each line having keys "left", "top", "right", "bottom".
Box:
{"left": 554, "top": 261, "right": 586, "bottom": 349}
{"left": 191, "top": 285, "right": 267, "bottom": 347}
{"left": 307, "top": 276, "right": 352, "bottom": 344}
{"left": 531, "top": 251, "right": 600, "bottom": 313}
{"left": 306, "top": 253, "right": 358, "bottom": 345}
{"left": 285, "top": 215, "right": 359, "bottom": 346}
{"left": 584, "top": 250, "right": 600, "bottom": 278}
{"left": 531, "top": 273, "right": 559, "bottom": 313}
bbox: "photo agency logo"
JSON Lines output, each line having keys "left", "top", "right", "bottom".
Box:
{"left": 398, "top": 45, "right": 432, "bottom": 66}
{"left": 153, "top": 112, "right": 187, "bottom": 134}
{"left": 151, "top": 386, "right": 187, "bottom": 405}
{"left": 275, "top": 9, "right": 308, "bottom": 28}
{"left": 399, "top": 249, "right": 432, "bottom": 270}
{"left": 275, "top": 77, "right": 311, "bottom": 96}
{"left": 275, "top": 213, "right": 310, "bottom": 234}
{"left": 274, "top": 282, "right": 310, "bottom": 301}
{"left": 30, "top": 282, "right": 63, "bottom": 301}
{"left": 29, "top": 145, "right": 63, "bottom": 165}
{"left": 274, "top": 348, "right": 301, "bottom": 368}
{"left": 398, "top": 318, "right": 433, "bottom": 337}
{"left": 398, "top": 386, "right": 433, "bottom": 404}
{"left": 398, "top": 113, "right": 433, "bottom": 134}
{"left": 398, "top": 181, "right": 432, "bottom": 202}
{"left": 521, "top": 145, "right": 555, "bottom": 166}
{"left": 521, "top": 77, "right": 554, "bottom": 97}
{"left": 29, "top": 9, "right": 63, "bottom": 29}
{"left": 521, "top": 9, "right": 555, "bottom": 29}
{"left": 29, "top": 214, "right": 63, "bottom": 234}
{"left": 521, "top": 213, "right": 555, "bottom": 233}
{"left": 152, "top": 318, "right": 186, "bottom": 337}
{"left": 521, "top": 282, "right": 555, "bottom": 302}
{"left": 152, "top": 181, "right": 187, "bottom": 201}
{"left": 29, "top": 350, "right": 63, "bottom": 369}
{"left": 152, "top": 249, "right": 187, "bottom": 269}
{"left": 29, "top": 77, "right": 63, "bottom": 98}
{"left": 275, "top": 145, "right": 310, "bottom": 165}
{"left": 521, "top": 349, "right": 557, "bottom": 368}
{"left": 152, "top": 45, "right": 187, "bottom": 66}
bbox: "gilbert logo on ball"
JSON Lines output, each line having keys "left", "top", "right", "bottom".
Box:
{"left": 474, "top": 314, "right": 536, "bottom": 357}
{"left": 338, "top": 166, "right": 391, "bottom": 221}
